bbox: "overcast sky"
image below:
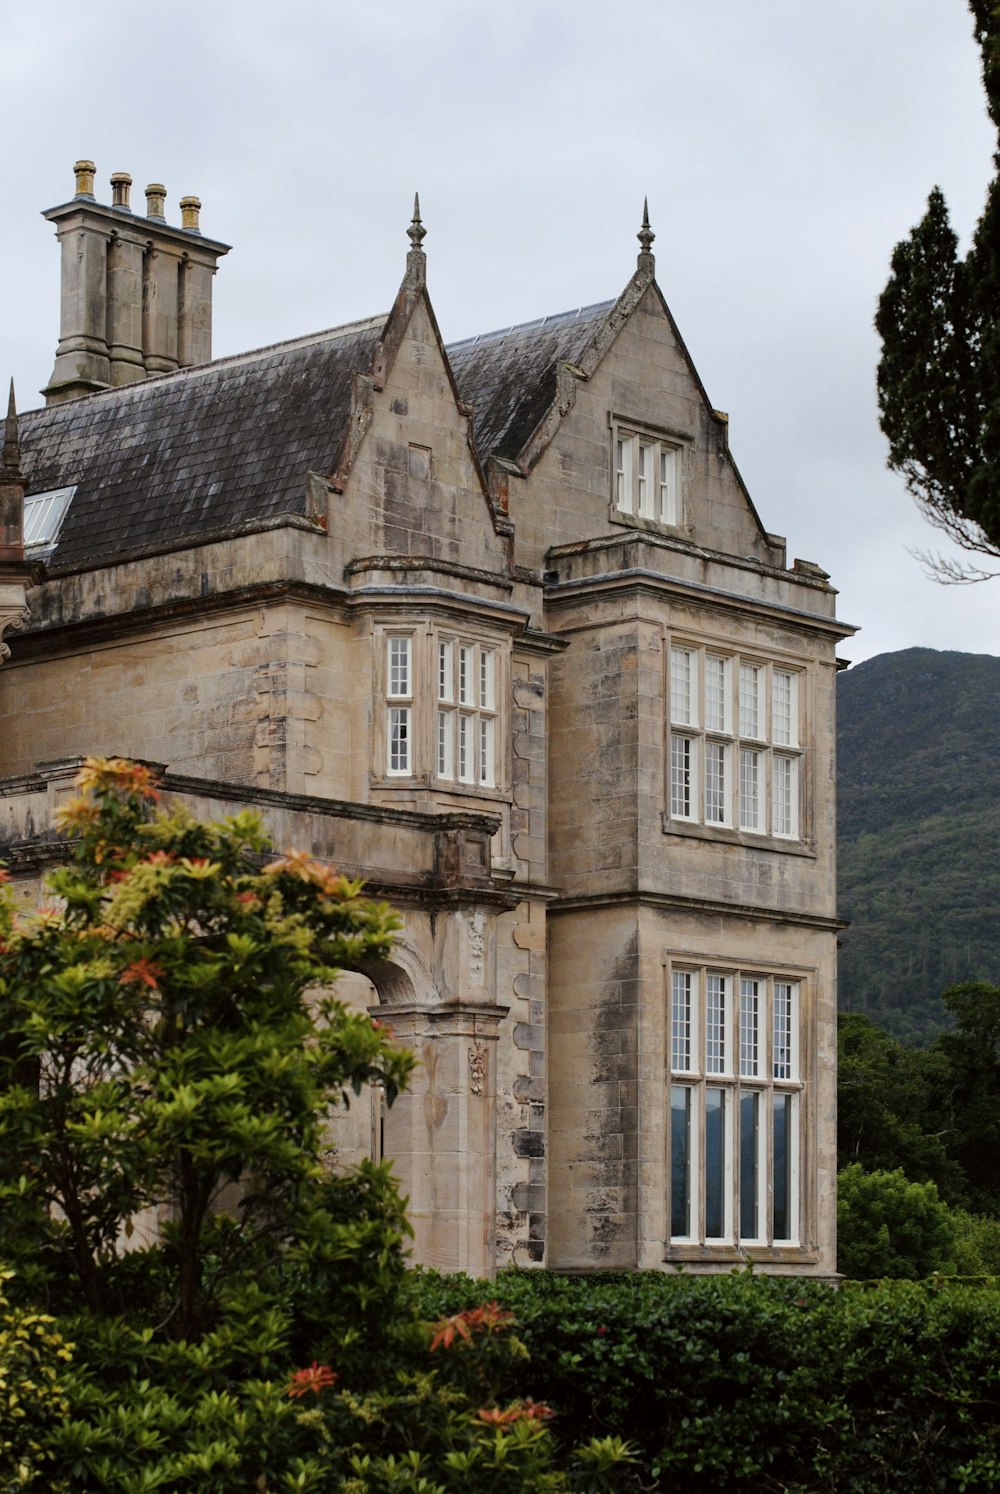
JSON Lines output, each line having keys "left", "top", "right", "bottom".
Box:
{"left": 3, "top": 0, "right": 997, "bottom": 665}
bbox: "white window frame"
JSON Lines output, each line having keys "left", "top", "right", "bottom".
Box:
{"left": 613, "top": 422, "right": 681, "bottom": 527}
{"left": 436, "top": 635, "right": 498, "bottom": 789}
{"left": 668, "top": 967, "right": 802, "bottom": 1250}
{"left": 22, "top": 485, "right": 76, "bottom": 553}
{"left": 668, "top": 645, "right": 804, "bottom": 841}
{"left": 385, "top": 634, "right": 413, "bottom": 777}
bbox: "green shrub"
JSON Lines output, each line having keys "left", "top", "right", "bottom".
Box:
{"left": 413, "top": 1269, "right": 1000, "bottom": 1492}
{"left": 837, "top": 1164, "right": 958, "bottom": 1278}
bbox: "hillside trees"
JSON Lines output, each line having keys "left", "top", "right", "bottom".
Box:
{"left": 875, "top": 0, "right": 1000, "bottom": 577}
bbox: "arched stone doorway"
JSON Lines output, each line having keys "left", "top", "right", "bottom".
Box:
{"left": 324, "top": 946, "right": 507, "bottom": 1276}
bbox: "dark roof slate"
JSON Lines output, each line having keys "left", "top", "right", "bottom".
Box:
{"left": 447, "top": 301, "right": 613, "bottom": 463}
{"left": 20, "top": 317, "right": 385, "bottom": 570}
{"left": 18, "top": 297, "right": 616, "bottom": 572}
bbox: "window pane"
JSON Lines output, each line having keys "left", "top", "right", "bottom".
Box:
{"left": 773, "top": 1093, "right": 794, "bottom": 1241}
{"left": 706, "top": 975, "right": 727, "bottom": 1074}
{"left": 388, "top": 707, "right": 410, "bottom": 774}
{"left": 659, "top": 447, "right": 678, "bottom": 524}
{"left": 670, "top": 735, "right": 694, "bottom": 817}
{"left": 705, "top": 656, "right": 727, "bottom": 732}
{"left": 773, "top": 982, "right": 797, "bottom": 1080}
{"left": 671, "top": 971, "right": 693, "bottom": 1072}
{"left": 740, "top": 1090, "right": 760, "bottom": 1240}
{"left": 704, "top": 742, "right": 728, "bottom": 823}
{"left": 705, "top": 1088, "right": 727, "bottom": 1239}
{"left": 437, "top": 709, "right": 453, "bottom": 779}
{"left": 479, "top": 649, "right": 495, "bottom": 710}
{"left": 458, "top": 646, "right": 472, "bottom": 705}
{"left": 479, "top": 718, "right": 495, "bottom": 786}
{"left": 388, "top": 637, "right": 411, "bottom": 698}
{"left": 637, "top": 442, "right": 652, "bottom": 517}
{"left": 739, "top": 748, "right": 761, "bottom": 830}
{"left": 772, "top": 670, "right": 797, "bottom": 746}
{"left": 438, "top": 641, "right": 454, "bottom": 702}
{"left": 738, "top": 663, "right": 761, "bottom": 738}
{"left": 772, "top": 755, "right": 798, "bottom": 837}
{"left": 670, "top": 1086, "right": 692, "bottom": 1237}
{"left": 616, "top": 436, "right": 633, "bottom": 513}
{"left": 458, "top": 713, "right": 473, "bottom": 782}
{"left": 670, "top": 648, "right": 693, "bottom": 724}
{"left": 739, "top": 978, "right": 760, "bottom": 1077}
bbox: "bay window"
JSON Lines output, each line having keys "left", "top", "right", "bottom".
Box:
{"left": 380, "top": 628, "right": 502, "bottom": 790}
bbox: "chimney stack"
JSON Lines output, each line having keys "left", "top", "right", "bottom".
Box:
{"left": 42, "top": 160, "right": 231, "bottom": 405}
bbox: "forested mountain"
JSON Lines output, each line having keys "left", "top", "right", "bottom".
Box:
{"left": 837, "top": 647, "right": 1000, "bottom": 1044}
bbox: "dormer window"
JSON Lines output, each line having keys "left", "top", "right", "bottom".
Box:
{"left": 612, "top": 423, "right": 680, "bottom": 526}
{"left": 23, "top": 485, "right": 75, "bottom": 554}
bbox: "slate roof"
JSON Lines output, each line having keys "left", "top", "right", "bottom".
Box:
{"left": 17, "top": 298, "right": 615, "bottom": 573}
{"left": 448, "top": 301, "right": 613, "bottom": 462}
{"left": 19, "top": 317, "right": 386, "bottom": 571}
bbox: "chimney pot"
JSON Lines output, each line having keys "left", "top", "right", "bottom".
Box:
{"left": 110, "top": 172, "right": 133, "bottom": 211}
{"left": 145, "top": 183, "right": 167, "bottom": 221}
{"left": 179, "top": 195, "right": 202, "bottom": 234}
{"left": 74, "top": 159, "right": 96, "bottom": 198}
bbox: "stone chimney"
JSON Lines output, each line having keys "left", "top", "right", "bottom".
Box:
{"left": 42, "top": 161, "right": 231, "bottom": 405}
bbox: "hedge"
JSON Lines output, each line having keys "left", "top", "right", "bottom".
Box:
{"left": 412, "top": 1270, "right": 1000, "bottom": 1492}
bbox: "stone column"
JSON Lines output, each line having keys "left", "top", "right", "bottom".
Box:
{"left": 384, "top": 1001, "right": 507, "bottom": 1275}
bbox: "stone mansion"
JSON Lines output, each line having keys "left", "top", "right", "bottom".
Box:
{"left": 0, "top": 162, "right": 854, "bottom": 1277}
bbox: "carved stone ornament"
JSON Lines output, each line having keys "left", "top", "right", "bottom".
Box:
{"left": 468, "top": 910, "right": 486, "bottom": 985}
{"left": 0, "top": 606, "right": 29, "bottom": 663}
{"left": 468, "top": 1041, "right": 486, "bottom": 1097}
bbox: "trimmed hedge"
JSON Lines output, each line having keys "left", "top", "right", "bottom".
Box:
{"left": 412, "top": 1270, "right": 1000, "bottom": 1491}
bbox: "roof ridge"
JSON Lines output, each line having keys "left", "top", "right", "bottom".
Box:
{"left": 446, "top": 299, "right": 615, "bottom": 354}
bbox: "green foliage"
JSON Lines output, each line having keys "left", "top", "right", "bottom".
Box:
{"left": 837, "top": 648, "right": 1000, "bottom": 1045}
{"left": 0, "top": 1268, "right": 73, "bottom": 1492}
{"left": 0, "top": 759, "right": 639, "bottom": 1492}
{"left": 414, "top": 1270, "right": 1000, "bottom": 1492}
{"left": 935, "top": 981, "right": 1000, "bottom": 1215}
{"left": 837, "top": 1164, "right": 958, "bottom": 1279}
{"left": 837, "top": 1012, "right": 959, "bottom": 1192}
{"left": 0, "top": 757, "right": 412, "bottom": 1338}
{"left": 875, "top": 3, "right": 1000, "bottom": 570}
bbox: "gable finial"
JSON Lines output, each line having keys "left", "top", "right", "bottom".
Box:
{"left": 405, "top": 192, "right": 427, "bottom": 288}
{"left": 637, "top": 197, "right": 655, "bottom": 271}
{"left": 2, "top": 380, "right": 21, "bottom": 483}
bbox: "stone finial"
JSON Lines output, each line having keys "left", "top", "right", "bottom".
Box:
{"left": 74, "top": 160, "right": 96, "bottom": 198}
{"left": 110, "top": 172, "right": 133, "bottom": 211}
{"left": 2, "top": 381, "right": 21, "bottom": 483}
{"left": 405, "top": 192, "right": 427, "bottom": 287}
{"left": 179, "top": 195, "right": 202, "bottom": 234}
{"left": 637, "top": 197, "right": 655, "bottom": 269}
{"left": 145, "top": 183, "right": 167, "bottom": 221}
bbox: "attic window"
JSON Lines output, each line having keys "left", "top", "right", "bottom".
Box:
{"left": 611, "top": 420, "right": 682, "bottom": 528}
{"left": 23, "top": 486, "right": 75, "bottom": 552}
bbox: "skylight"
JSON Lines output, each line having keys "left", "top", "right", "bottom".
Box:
{"left": 23, "top": 486, "right": 75, "bottom": 552}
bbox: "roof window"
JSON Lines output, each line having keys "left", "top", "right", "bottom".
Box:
{"left": 23, "top": 486, "right": 75, "bottom": 553}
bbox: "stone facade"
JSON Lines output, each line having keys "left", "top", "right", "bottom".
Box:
{"left": 0, "top": 170, "right": 854, "bottom": 1276}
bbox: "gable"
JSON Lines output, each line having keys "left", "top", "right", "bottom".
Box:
{"left": 503, "top": 282, "right": 778, "bottom": 568}
{"left": 331, "top": 295, "right": 509, "bottom": 579}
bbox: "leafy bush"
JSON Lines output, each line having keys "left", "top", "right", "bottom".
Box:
{"left": 837, "top": 1164, "right": 958, "bottom": 1279}
{"left": 413, "top": 1269, "right": 1000, "bottom": 1492}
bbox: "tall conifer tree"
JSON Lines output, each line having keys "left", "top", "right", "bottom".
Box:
{"left": 876, "top": 0, "right": 1000, "bottom": 576}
